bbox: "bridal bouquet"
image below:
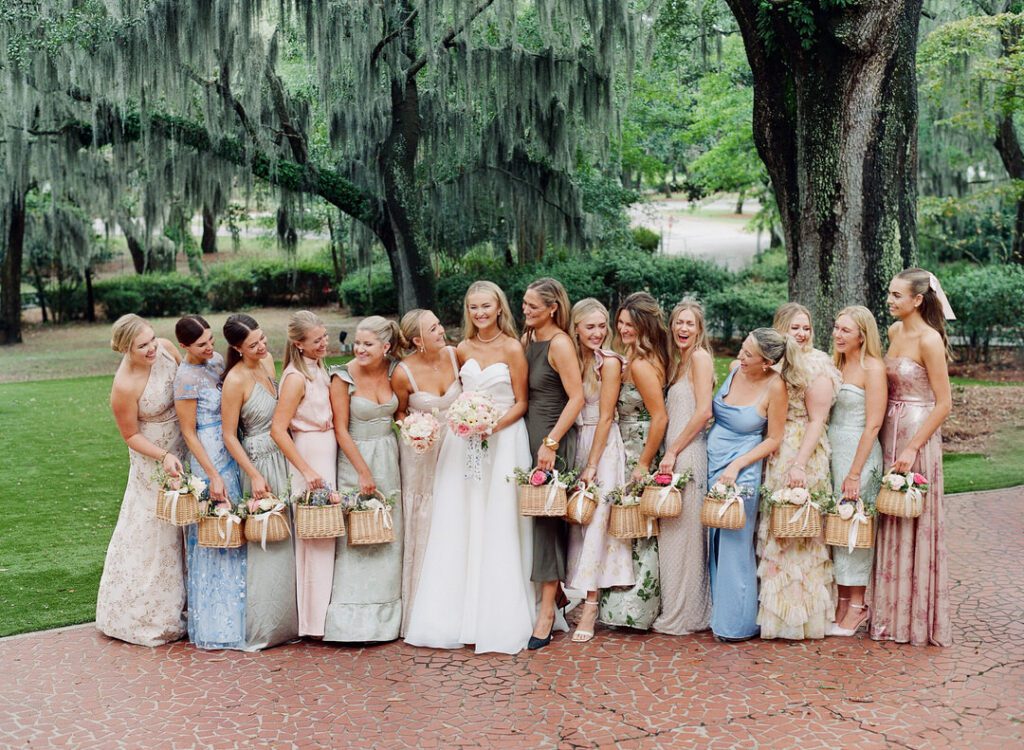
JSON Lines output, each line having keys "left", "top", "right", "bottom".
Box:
{"left": 399, "top": 410, "right": 441, "bottom": 455}
{"left": 877, "top": 471, "right": 928, "bottom": 518}
{"left": 447, "top": 391, "right": 501, "bottom": 479}
{"left": 154, "top": 468, "right": 207, "bottom": 526}
{"left": 243, "top": 494, "right": 291, "bottom": 549}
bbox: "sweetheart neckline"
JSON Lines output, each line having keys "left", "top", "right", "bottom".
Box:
{"left": 460, "top": 358, "right": 511, "bottom": 375}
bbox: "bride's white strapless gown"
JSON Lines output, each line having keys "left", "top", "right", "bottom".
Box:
{"left": 403, "top": 359, "right": 537, "bottom": 654}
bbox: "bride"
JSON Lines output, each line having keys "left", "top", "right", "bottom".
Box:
{"left": 404, "top": 281, "right": 536, "bottom": 654}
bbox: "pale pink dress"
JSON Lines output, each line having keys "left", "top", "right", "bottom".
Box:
{"left": 870, "top": 357, "right": 951, "bottom": 647}
{"left": 566, "top": 350, "right": 635, "bottom": 592}
{"left": 282, "top": 357, "right": 337, "bottom": 637}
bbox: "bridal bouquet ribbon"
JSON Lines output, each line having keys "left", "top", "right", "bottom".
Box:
{"left": 447, "top": 391, "right": 501, "bottom": 480}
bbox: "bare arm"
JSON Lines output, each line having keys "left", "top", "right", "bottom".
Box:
{"left": 221, "top": 375, "right": 271, "bottom": 498}
{"left": 581, "top": 358, "right": 621, "bottom": 486}
{"left": 786, "top": 374, "right": 833, "bottom": 488}
{"left": 271, "top": 372, "right": 324, "bottom": 490}
{"left": 329, "top": 375, "right": 376, "bottom": 495}
{"left": 841, "top": 361, "right": 887, "bottom": 499}
{"left": 110, "top": 378, "right": 183, "bottom": 476}
{"left": 174, "top": 397, "right": 227, "bottom": 501}
{"left": 659, "top": 351, "right": 714, "bottom": 473}
{"left": 492, "top": 340, "right": 529, "bottom": 433}
{"left": 718, "top": 378, "right": 786, "bottom": 485}
{"left": 536, "top": 334, "right": 585, "bottom": 471}
{"left": 391, "top": 364, "right": 412, "bottom": 423}
{"left": 630, "top": 358, "right": 667, "bottom": 480}
{"left": 893, "top": 331, "right": 952, "bottom": 473}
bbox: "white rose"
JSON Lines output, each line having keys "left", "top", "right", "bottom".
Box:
{"left": 789, "top": 487, "right": 810, "bottom": 505}
{"left": 886, "top": 474, "right": 906, "bottom": 491}
{"left": 837, "top": 503, "right": 855, "bottom": 520}
{"left": 712, "top": 482, "right": 730, "bottom": 496}
{"left": 258, "top": 498, "right": 274, "bottom": 512}
{"left": 215, "top": 506, "right": 230, "bottom": 517}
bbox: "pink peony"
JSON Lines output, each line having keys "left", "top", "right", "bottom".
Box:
{"left": 529, "top": 470, "right": 548, "bottom": 487}
{"left": 653, "top": 473, "right": 673, "bottom": 486}
{"left": 246, "top": 498, "right": 261, "bottom": 514}
{"left": 913, "top": 473, "right": 927, "bottom": 485}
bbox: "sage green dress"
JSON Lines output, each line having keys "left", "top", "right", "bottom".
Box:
{"left": 239, "top": 382, "right": 299, "bottom": 651}
{"left": 324, "top": 365, "right": 403, "bottom": 642}
{"left": 598, "top": 381, "right": 662, "bottom": 629}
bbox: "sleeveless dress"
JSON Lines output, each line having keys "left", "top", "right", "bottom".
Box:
{"left": 566, "top": 350, "right": 634, "bottom": 592}
{"left": 652, "top": 372, "right": 711, "bottom": 635}
{"left": 238, "top": 381, "right": 299, "bottom": 650}
{"left": 525, "top": 337, "right": 577, "bottom": 583}
{"left": 396, "top": 348, "right": 461, "bottom": 636}
{"left": 96, "top": 346, "right": 187, "bottom": 646}
{"left": 174, "top": 352, "right": 246, "bottom": 650}
{"left": 325, "top": 365, "right": 403, "bottom": 642}
{"left": 599, "top": 380, "right": 662, "bottom": 630}
{"left": 281, "top": 357, "right": 337, "bottom": 637}
{"left": 706, "top": 368, "right": 767, "bottom": 640}
{"left": 828, "top": 383, "right": 882, "bottom": 586}
{"left": 757, "top": 350, "right": 838, "bottom": 640}
{"left": 404, "top": 359, "right": 536, "bottom": 654}
{"left": 870, "top": 357, "right": 951, "bottom": 647}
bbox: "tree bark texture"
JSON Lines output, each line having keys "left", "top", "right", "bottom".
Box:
{"left": 201, "top": 205, "right": 219, "bottom": 254}
{"left": 725, "top": 0, "right": 922, "bottom": 338}
{"left": 994, "top": 113, "right": 1024, "bottom": 265}
{"left": 1, "top": 188, "right": 27, "bottom": 345}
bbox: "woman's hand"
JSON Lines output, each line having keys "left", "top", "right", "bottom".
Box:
{"left": 580, "top": 465, "right": 597, "bottom": 485}
{"left": 358, "top": 471, "right": 377, "bottom": 497}
{"left": 719, "top": 461, "right": 741, "bottom": 487}
{"left": 786, "top": 464, "right": 807, "bottom": 489}
{"left": 630, "top": 463, "right": 649, "bottom": 484}
{"left": 208, "top": 474, "right": 227, "bottom": 503}
{"left": 841, "top": 474, "right": 861, "bottom": 500}
{"left": 657, "top": 451, "right": 677, "bottom": 475}
{"left": 892, "top": 447, "right": 918, "bottom": 474}
{"left": 536, "top": 444, "right": 556, "bottom": 471}
{"left": 250, "top": 474, "right": 272, "bottom": 500}
{"left": 162, "top": 452, "right": 183, "bottom": 477}
{"left": 302, "top": 469, "right": 324, "bottom": 491}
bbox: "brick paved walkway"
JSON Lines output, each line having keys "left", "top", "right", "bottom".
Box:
{"left": 2, "top": 488, "right": 1022, "bottom": 749}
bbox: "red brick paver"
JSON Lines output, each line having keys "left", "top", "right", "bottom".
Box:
{"left": 2, "top": 488, "right": 1022, "bottom": 749}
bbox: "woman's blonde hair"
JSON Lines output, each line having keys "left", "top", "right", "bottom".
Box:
{"left": 894, "top": 267, "right": 951, "bottom": 357}
{"left": 773, "top": 302, "right": 814, "bottom": 351}
{"left": 397, "top": 309, "right": 428, "bottom": 358}
{"left": 283, "top": 310, "right": 327, "bottom": 381}
{"left": 613, "top": 292, "right": 670, "bottom": 379}
{"left": 832, "top": 305, "right": 882, "bottom": 369}
{"left": 462, "top": 280, "right": 517, "bottom": 341}
{"left": 667, "top": 300, "right": 714, "bottom": 384}
{"left": 570, "top": 297, "right": 611, "bottom": 396}
{"left": 748, "top": 327, "right": 806, "bottom": 390}
{"left": 357, "top": 315, "right": 404, "bottom": 359}
{"left": 524, "top": 277, "right": 571, "bottom": 338}
{"left": 110, "top": 313, "right": 151, "bottom": 354}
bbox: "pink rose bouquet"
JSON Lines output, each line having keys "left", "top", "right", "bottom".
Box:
{"left": 446, "top": 391, "right": 501, "bottom": 448}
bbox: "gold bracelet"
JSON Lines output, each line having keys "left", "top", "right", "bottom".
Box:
{"left": 542, "top": 436, "right": 559, "bottom": 450}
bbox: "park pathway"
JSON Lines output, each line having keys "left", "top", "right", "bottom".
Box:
{"left": 1, "top": 487, "right": 1022, "bottom": 749}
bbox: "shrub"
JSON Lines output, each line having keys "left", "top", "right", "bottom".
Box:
{"left": 631, "top": 227, "right": 661, "bottom": 254}
{"left": 208, "top": 256, "right": 337, "bottom": 310}
{"left": 944, "top": 264, "right": 1024, "bottom": 363}
{"left": 705, "top": 281, "right": 787, "bottom": 342}
{"left": 94, "top": 274, "right": 207, "bottom": 320}
{"left": 338, "top": 264, "right": 400, "bottom": 316}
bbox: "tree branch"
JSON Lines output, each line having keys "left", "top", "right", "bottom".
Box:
{"left": 264, "top": 66, "right": 309, "bottom": 164}
{"left": 371, "top": 7, "right": 419, "bottom": 65}
{"left": 406, "top": 0, "right": 498, "bottom": 80}
{"left": 182, "top": 65, "right": 259, "bottom": 143}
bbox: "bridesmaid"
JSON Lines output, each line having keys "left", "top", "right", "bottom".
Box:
{"left": 271, "top": 310, "right": 336, "bottom": 638}
{"left": 756, "top": 304, "right": 840, "bottom": 640}
{"left": 326, "top": 316, "right": 403, "bottom": 642}
{"left": 97, "top": 314, "right": 187, "bottom": 646}
{"left": 392, "top": 309, "right": 461, "bottom": 636}
{"left": 828, "top": 306, "right": 886, "bottom": 636}
{"left": 707, "top": 328, "right": 787, "bottom": 641}
{"left": 653, "top": 300, "right": 714, "bottom": 635}
{"left": 600, "top": 292, "right": 670, "bottom": 632}
{"left": 522, "top": 278, "right": 585, "bottom": 650}
{"left": 565, "top": 299, "right": 635, "bottom": 644}
{"left": 221, "top": 314, "right": 299, "bottom": 650}
{"left": 871, "top": 268, "right": 954, "bottom": 647}
{"left": 173, "top": 315, "right": 246, "bottom": 650}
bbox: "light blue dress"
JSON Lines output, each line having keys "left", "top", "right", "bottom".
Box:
{"left": 828, "top": 384, "right": 882, "bottom": 586}
{"left": 174, "top": 352, "right": 246, "bottom": 650}
{"left": 706, "top": 368, "right": 766, "bottom": 640}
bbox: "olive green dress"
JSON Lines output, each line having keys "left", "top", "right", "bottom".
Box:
{"left": 525, "top": 338, "right": 577, "bottom": 583}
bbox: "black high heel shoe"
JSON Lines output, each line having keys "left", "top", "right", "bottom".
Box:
{"left": 528, "top": 627, "right": 554, "bottom": 650}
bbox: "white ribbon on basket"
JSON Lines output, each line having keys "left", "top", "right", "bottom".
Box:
{"left": 904, "top": 486, "right": 923, "bottom": 516}
{"left": 162, "top": 489, "right": 182, "bottom": 520}
{"left": 789, "top": 499, "right": 820, "bottom": 531}
{"left": 653, "top": 473, "right": 682, "bottom": 515}
{"left": 216, "top": 511, "right": 242, "bottom": 541}
{"left": 570, "top": 482, "right": 595, "bottom": 519}
{"left": 364, "top": 496, "right": 394, "bottom": 530}
{"left": 717, "top": 492, "right": 742, "bottom": 519}
{"left": 252, "top": 502, "right": 289, "bottom": 551}
{"left": 544, "top": 470, "right": 566, "bottom": 513}
{"left": 847, "top": 503, "right": 870, "bottom": 553}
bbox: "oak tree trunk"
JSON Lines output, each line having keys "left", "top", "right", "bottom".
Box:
{"left": 201, "top": 205, "right": 219, "bottom": 254}
{"left": 994, "top": 113, "right": 1024, "bottom": 265}
{"left": 0, "top": 188, "right": 27, "bottom": 345}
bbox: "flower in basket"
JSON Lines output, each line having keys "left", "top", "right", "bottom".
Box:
{"left": 337, "top": 489, "right": 397, "bottom": 512}
{"left": 447, "top": 391, "right": 501, "bottom": 448}
{"left": 836, "top": 502, "right": 856, "bottom": 520}
{"left": 789, "top": 487, "right": 810, "bottom": 506}
{"left": 246, "top": 495, "right": 285, "bottom": 515}
{"left": 203, "top": 498, "right": 247, "bottom": 520}
{"left": 642, "top": 470, "right": 693, "bottom": 490}
{"left": 529, "top": 469, "right": 548, "bottom": 486}
{"left": 883, "top": 473, "right": 906, "bottom": 491}
{"left": 708, "top": 482, "right": 737, "bottom": 499}
{"left": 510, "top": 466, "right": 581, "bottom": 487}
{"left": 399, "top": 411, "right": 441, "bottom": 455}
{"left": 881, "top": 471, "right": 928, "bottom": 494}
{"left": 296, "top": 487, "right": 342, "bottom": 506}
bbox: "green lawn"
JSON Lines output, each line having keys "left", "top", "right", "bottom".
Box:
{"left": 0, "top": 368, "right": 1020, "bottom": 637}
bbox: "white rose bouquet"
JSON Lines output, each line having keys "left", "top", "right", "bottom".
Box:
{"left": 399, "top": 410, "right": 441, "bottom": 455}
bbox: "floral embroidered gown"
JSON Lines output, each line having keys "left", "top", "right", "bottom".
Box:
{"left": 870, "top": 356, "right": 951, "bottom": 647}
{"left": 96, "top": 346, "right": 187, "bottom": 646}
{"left": 756, "top": 349, "right": 839, "bottom": 640}
{"left": 174, "top": 352, "right": 246, "bottom": 650}
{"left": 598, "top": 381, "right": 661, "bottom": 630}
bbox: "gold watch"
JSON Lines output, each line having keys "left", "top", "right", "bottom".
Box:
{"left": 542, "top": 436, "right": 560, "bottom": 450}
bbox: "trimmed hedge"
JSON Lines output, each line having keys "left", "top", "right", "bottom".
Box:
{"left": 93, "top": 274, "right": 207, "bottom": 320}
{"left": 944, "top": 264, "right": 1024, "bottom": 362}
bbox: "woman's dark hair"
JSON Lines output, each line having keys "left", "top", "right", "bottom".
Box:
{"left": 174, "top": 315, "right": 211, "bottom": 346}
{"left": 223, "top": 313, "right": 260, "bottom": 378}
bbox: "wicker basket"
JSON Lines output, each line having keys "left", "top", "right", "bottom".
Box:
{"left": 197, "top": 515, "right": 245, "bottom": 548}
{"left": 518, "top": 469, "right": 569, "bottom": 517}
{"left": 608, "top": 503, "right": 659, "bottom": 540}
{"left": 770, "top": 503, "right": 823, "bottom": 538}
{"left": 639, "top": 485, "right": 683, "bottom": 518}
{"left": 347, "top": 508, "right": 395, "bottom": 546}
{"left": 155, "top": 490, "right": 200, "bottom": 526}
{"left": 565, "top": 485, "right": 597, "bottom": 525}
{"left": 824, "top": 514, "right": 875, "bottom": 550}
{"left": 294, "top": 503, "right": 346, "bottom": 539}
{"left": 876, "top": 487, "right": 924, "bottom": 518}
{"left": 244, "top": 511, "right": 291, "bottom": 547}
{"left": 701, "top": 495, "right": 746, "bottom": 530}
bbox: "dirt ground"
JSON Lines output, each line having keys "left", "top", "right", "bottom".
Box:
{"left": 946, "top": 384, "right": 1024, "bottom": 453}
